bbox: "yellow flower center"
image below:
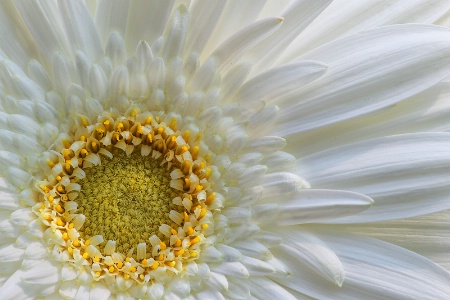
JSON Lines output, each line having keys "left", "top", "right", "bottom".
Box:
{"left": 34, "top": 109, "right": 215, "bottom": 283}
{"left": 76, "top": 149, "right": 183, "bottom": 255}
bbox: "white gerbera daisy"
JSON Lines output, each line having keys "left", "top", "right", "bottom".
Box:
{"left": 1, "top": 1, "right": 450, "bottom": 299}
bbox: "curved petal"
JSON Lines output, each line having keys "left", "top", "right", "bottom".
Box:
{"left": 0, "top": 270, "right": 31, "bottom": 300}
{"left": 280, "top": 0, "right": 450, "bottom": 61}
{"left": 250, "top": 0, "right": 332, "bottom": 73}
{"left": 201, "top": 0, "right": 267, "bottom": 59}
{"left": 273, "top": 24, "right": 450, "bottom": 137}
{"left": 339, "top": 209, "right": 450, "bottom": 272}
{"left": 234, "top": 60, "right": 327, "bottom": 105}
{"left": 183, "top": 0, "right": 226, "bottom": 57}
{"left": 58, "top": 0, "right": 103, "bottom": 61}
{"left": 212, "top": 17, "right": 284, "bottom": 72}
{"left": 274, "top": 230, "right": 450, "bottom": 300}
{"left": 247, "top": 277, "right": 297, "bottom": 300}
{"left": 284, "top": 81, "right": 450, "bottom": 158}
{"left": 271, "top": 189, "right": 373, "bottom": 225}
{"left": 0, "top": 2, "right": 38, "bottom": 69}
{"left": 14, "top": 0, "right": 72, "bottom": 63}
{"left": 94, "top": 0, "right": 129, "bottom": 47}
{"left": 273, "top": 229, "right": 345, "bottom": 286}
{"left": 297, "top": 133, "right": 450, "bottom": 222}
{"left": 125, "top": 1, "right": 175, "bottom": 53}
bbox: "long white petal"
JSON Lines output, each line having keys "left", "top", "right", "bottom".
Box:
{"left": 339, "top": 209, "right": 450, "bottom": 272}
{"left": 94, "top": 0, "right": 129, "bottom": 46}
{"left": 281, "top": 0, "right": 450, "bottom": 61}
{"left": 251, "top": 0, "right": 332, "bottom": 73}
{"left": 285, "top": 81, "right": 450, "bottom": 158}
{"left": 298, "top": 133, "right": 450, "bottom": 222}
{"left": 274, "top": 189, "right": 373, "bottom": 225}
{"left": 202, "top": 0, "right": 267, "bottom": 59}
{"left": 234, "top": 60, "right": 327, "bottom": 105}
{"left": 58, "top": 0, "right": 103, "bottom": 61}
{"left": 212, "top": 18, "right": 284, "bottom": 72}
{"left": 274, "top": 24, "right": 450, "bottom": 137}
{"left": 125, "top": 1, "right": 175, "bottom": 53}
{"left": 274, "top": 230, "right": 450, "bottom": 300}
{"left": 15, "top": 0, "right": 72, "bottom": 62}
{"left": 274, "top": 229, "right": 345, "bottom": 286}
{"left": 247, "top": 277, "right": 297, "bottom": 300}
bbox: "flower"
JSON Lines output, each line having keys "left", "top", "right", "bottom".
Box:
{"left": 1, "top": 1, "right": 450, "bottom": 299}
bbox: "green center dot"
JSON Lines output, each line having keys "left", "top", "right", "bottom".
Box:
{"left": 75, "top": 148, "right": 182, "bottom": 254}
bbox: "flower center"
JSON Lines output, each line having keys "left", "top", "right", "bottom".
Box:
{"left": 76, "top": 149, "right": 182, "bottom": 255}
{"left": 34, "top": 108, "right": 216, "bottom": 283}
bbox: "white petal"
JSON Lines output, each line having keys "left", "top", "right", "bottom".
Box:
{"left": 202, "top": 0, "right": 267, "bottom": 57}
{"left": 200, "top": 245, "right": 223, "bottom": 262}
{"left": 147, "top": 283, "right": 164, "bottom": 300}
{"left": 5, "top": 167, "right": 31, "bottom": 189}
{"left": 222, "top": 207, "right": 251, "bottom": 224}
{"left": 15, "top": 0, "right": 71, "bottom": 62}
{"left": 59, "top": 280, "right": 78, "bottom": 299}
{"left": 341, "top": 209, "right": 450, "bottom": 272}
{"left": 61, "top": 265, "right": 77, "bottom": 281}
{"left": 0, "top": 191, "right": 20, "bottom": 210}
{"left": 212, "top": 17, "right": 284, "bottom": 72}
{"left": 261, "top": 151, "right": 296, "bottom": 172}
{"left": 195, "top": 289, "right": 226, "bottom": 300}
{"left": 0, "top": 270, "right": 31, "bottom": 300}
{"left": 210, "top": 262, "right": 249, "bottom": 278}
{"left": 168, "top": 278, "right": 191, "bottom": 298}
{"left": 28, "top": 60, "right": 52, "bottom": 91}
{"left": 89, "top": 64, "right": 108, "bottom": 101}
{"left": 0, "top": 219, "right": 23, "bottom": 241}
{"left": 275, "top": 189, "right": 373, "bottom": 225}
{"left": 298, "top": 133, "right": 450, "bottom": 222}
{"left": 281, "top": 0, "right": 450, "bottom": 61}
{"left": 0, "top": 130, "right": 45, "bottom": 155}
{"left": 247, "top": 277, "right": 297, "bottom": 300}
{"left": 286, "top": 81, "right": 450, "bottom": 158}
{"left": 247, "top": 104, "right": 279, "bottom": 136}
{"left": 244, "top": 136, "right": 286, "bottom": 154}
{"left": 216, "top": 244, "right": 242, "bottom": 262}
{"left": 109, "top": 65, "right": 129, "bottom": 104}
{"left": 206, "top": 272, "right": 228, "bottom": 292}
{"left": 235, "top": 60, "right": 326, "bottom": 105}
{"left": 125, "top": 1, "right": 174, "bottom": 53}
{"left": 274, "top": 229, "right": 345, "bottom": 286}
{"left": 95, "top": 0, "right": 129, "bottom": 46}
{"left": 274, "top": 230, "right": 450, "bottom": 300}
{"left": 90, "top": 283, "right": 111, "bottom": 300}
{"left": 231, "top": 240, "right": 272, "bottom": 260}
{"left": 75, "top": 284, "right": 90, "bottom": 300}
{"left": 226, "top": 277, "right": 251, "bottom": 300}
{"left": 261, "top": 172, "right": 309, "bottom": 197}
{"left": 251, "top": 0, "right": 332, "bottom": 72}
{"left": 241, "top": 256, "right": 276, "bottom": 276}
{"left": 24, "top": 242, "right": 47, "bottom": 259}
{"left": 105, "top": 32, "right": 126, "bottom": 68}
{"left": 184, "top": 1, "right": 226, "bottom": 57}
{"left": 58, "top": 0, "right": 102, "bottom": 61}
{"left": 21, "top": 260, "right": 59, "bottom": 286}
{"left": 9, "top": 208, "right": 34, "bottom": 228}
{"left": 0, "top": 3, "right": 37, "bottom": 69}
{"left": 274, "top": 24, "right": 450, "bottom": 137}
{"left": 0, "top": 244, "right": 25, "bottom": 262}
{"left": 161, "top": 4, "right": 189, "bottom": 62}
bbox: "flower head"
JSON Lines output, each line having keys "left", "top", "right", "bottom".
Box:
{"left": 1, "top": 1, "right": 450, "bottom": 299}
